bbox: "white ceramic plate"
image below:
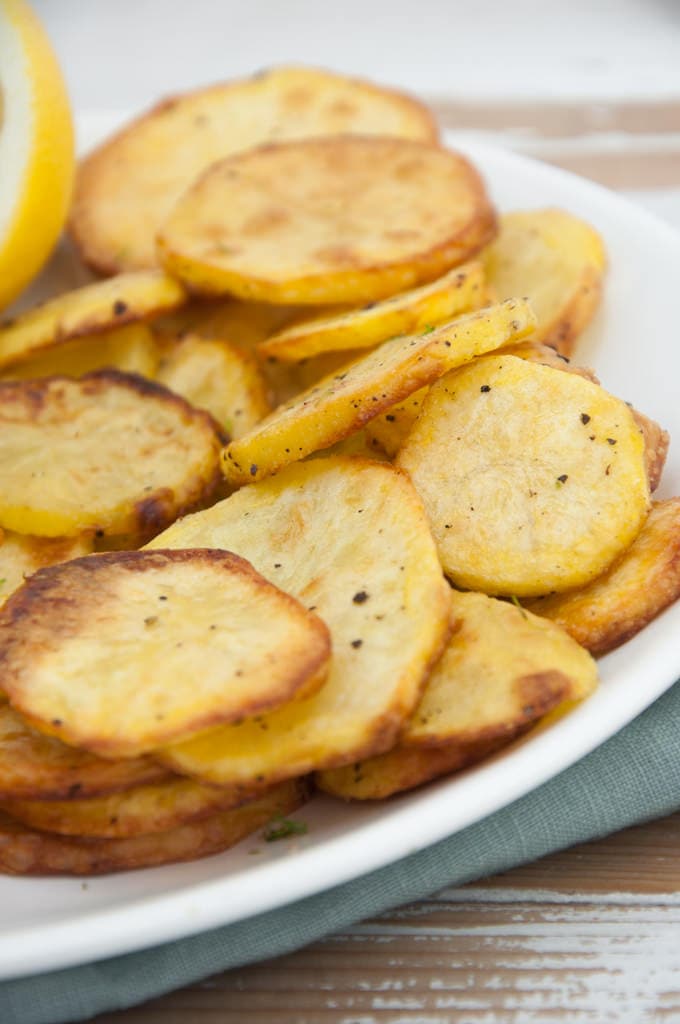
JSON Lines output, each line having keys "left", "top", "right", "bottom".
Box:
{"left": 1, "top": 126, "right": 679, "bottom": 982}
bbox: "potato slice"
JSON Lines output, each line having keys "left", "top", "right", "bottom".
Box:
{"left": 0, "top": 371, "right": 223, "bottom": 539}
{"left": 147, "top": 458, "right": 451, "bottom": 787}
{"left": 0, "top": 702, "right": 169, "bottom": 801}
{"left": 527, "top": 499, "right": 680, "bottom": 654}
{"left": 158, "top": 137, "right": 496, "bottom": 304}
{"left": 631, "top": 408, "right": 669, "bottom": 493}
{"left": 318, "top": 591, "right": 597, "bottom": 799}
{"left": 0, "top": 549, "right": 331, "bottom": 758}
{"left": 481, "top": 209, "right": 606, "bottom": 356}
{"left": 258, "top": 262, "right": 486, "bottom": 361}
{"left": 0, "top": 271, "right": 185, "bottom": 371}
{"left": 156, "top": 333, "right": 270, "bottom": 437}
{"left": 0, "top": 531, "right": 92, "bottom": 608}
{"left": 222, "top": 300, "right": 536, "bottom": 485}
{"left": 1, "top": 774, "right": 262, "bottom": 838}
{"left": 365, "top": 386, "right": 429, "bottom": 458}
{"left": 0, "top": 778, "right": 308, "bottom": 876}
{"left": 397, "top": 355, "right": 650, "bottom": 597}
{"left": 70, "top": 66, "right": 439, "bottom": 274}
{"left": 0, "top": 324, "right": 160, "bottom": 381}
{"left": 503, "top": 339, "right": 600, "bottom": 383}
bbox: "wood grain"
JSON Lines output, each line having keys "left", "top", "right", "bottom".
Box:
{"left": 88, "top": 101, "right": 680, "bottom": 1024}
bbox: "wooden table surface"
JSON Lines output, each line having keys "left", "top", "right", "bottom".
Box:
{"left": 83, "top": 98, "right": 680, "bottom": 1024}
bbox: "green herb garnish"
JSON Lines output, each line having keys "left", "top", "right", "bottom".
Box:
{"left": 509, "top": 594, "right": 528, "bottom": 619}
{"left": 263, "top": 815, "right": 308, "bottom": 842}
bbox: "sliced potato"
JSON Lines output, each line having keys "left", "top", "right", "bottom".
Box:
{"left": 0, "top": 549, "right": 331, "bottom": 758}
{"left": 0, "top": 371, "right": 223, "bottom": 539}
{"left": 631, "top": 408, "right": 669, "bottom": 493}
{"left": 0, "top": 324, "right": 160, "bottom": 381}
{"left": 365, "top": 386, "right": 429, "bottom": 458}
{"left": 156, "top": 333, "right": 270, "bottom": 437}
{"left": 527, "top": 499, "right": 680, "bottom": 654}
{"left": 147, "top": 458, "right": 451, "bottom": 787}
{"left": 0, "top": 531, "right": 92, "bottom": 608}
{"left": 481, "top": 208, "right": 606, "bottom": 356}
{"left": 158, "top": 137, "right": 496, "bottom": 304}
{"left": 258, "top": 262, "right": 486, "bottom": 361}
{"left": 1, "top": 775, "right": 262, "bottom": 838}
{"left": 0, "top": 778, "right": 308, "bottom": 875}
{"left": 0, "top": 271, "right": 185, "bottom": 371}
{"left": 503, "top": 339, "right": 599, "bottom": 383}
{"left": 0, "top": 702, "right": 168, "bottom": 801}
{"left": 318, "top": 591, "right": 597, "bottom": 799}
{"left": 397, "top": 355, "right": 650, "bottom": 596}
{"left": 222, "top": 300, "right": 536, "bottom": 485}
{"left": 71, "top": 66, "right": 439, "bottom": 274}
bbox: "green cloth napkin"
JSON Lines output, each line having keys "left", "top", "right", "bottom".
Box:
{"left": 2, "top": 680, "right": 679, "bottom": 1024}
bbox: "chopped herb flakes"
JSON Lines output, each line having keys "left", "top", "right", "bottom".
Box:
{"left": 263, "top": 815, "right": 308, "bottom": 842}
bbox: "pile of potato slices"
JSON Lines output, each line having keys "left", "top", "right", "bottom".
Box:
{"left": 0, "top": 66, "right": 677, "bottom": 876}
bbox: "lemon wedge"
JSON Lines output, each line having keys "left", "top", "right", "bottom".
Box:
{"left": 0, "top": 0, "right": 75, "bottom": 312}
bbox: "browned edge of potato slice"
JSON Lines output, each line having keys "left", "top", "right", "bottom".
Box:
{"left": 481, "top": 208, "right": 607, "bottom": 356}
{"left": 257, "top": 261, "right": 486, "bottom": 361}
{"left": 527, "top": 498, "right": 680, "bottom": 655}
{"left": 0, "top": 777, "right": 309, "bottom": 875}
{"left": 0, "top": 549, "right": 331, "bottom": 758}
{"left": 0, "top": 323, "right": 161, "bottom": 383}
{"left": 222, "top": 299, "right": 536, "bottom": 485}
{"left": 318, "top": 591, "right": 598, "bottom": 799}
{"left": 148, "top": 456, "right": 451, "bottom": 787}
{"left": 0, "top": 370, "right": 224, "bottom": 539}
{"left": 157, "top": 136, "right": 497, "bottom": 304}
{"left": 70, "top": 65, "right": 440, "bottom": 275}
{"left": 0, "top": 272, "right": 186, "bottom": 371}
{"left": 397, "top": 354, "right": 650, "bottom": 596}
{"left": 0, "top": 531, "right": 93, "bottom": 608}
{"left": 1, "top": 773, "right": 270, "bottom": 838}
{"left": 0, "top": 701, "right": 169, "bottom": 801}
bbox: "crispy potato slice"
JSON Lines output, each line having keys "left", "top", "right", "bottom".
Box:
{"left": 0, "top": 272, "right": 185, "bottom": 371}
{"left": 365, "top": 386, "right": 429, "bottom": 458}
{"left": 631, "top": 408, "right": 669, "bottom": 493}
{"left": 397, "top": 355, "right": 650, "bottom": 596}
{"left": 1, "top": 774, "right": 263, "bottom": 838}
{"left": 318, "top": 591, "right": 597, "bottom": 799}
{"left": 527, "top": 499, "right": 680, "bottom": 654}
{"left": 0, "top": 371, "right": 223, "bottom": 539}
{"left": 0, "top": 549, "right": 331, "bottom": 758}
{"left": 156, "top": 334, "right": 270, "bottom": 437}
{"left": 481, "top": 208, "right": 606, "bottom": 356}
{"left": 0, "top": 531, "right": 92, "bottom": 608}
{"left": 503, "top": 339, "right": 600, "bottom": 383}
{"left": 0, "top": 778, "right": 308, "bottom": 875}
{"left": 158, "top": 137, "right": 496, "bottom": 304}
{"left": 258, "top": 262, "right": 486, "bottom": 361}
{"left": 71, "top": 66, "right": 439, "bottom": 274}
{"left": 147, "top": 458, "right": 451, "bottom": 786}
{"left": 222, "top": 300, "right": 536, "bottom": 485}
{"left": 0, "top": 702, "right": 168, "bottom": 801}
{"left": 0, "top": 324, "right": 160, "bottom": 382}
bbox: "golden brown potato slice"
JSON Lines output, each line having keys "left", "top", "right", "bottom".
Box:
{"left": 481, "top": 208, "right": 606, "bottom": 356}
{"left": 0, "top": 271, "right": 185, "bottom": 371}
{"left": 318, "top": 591, "right": 597, "bottom": 799}
{"left": 70, "top": 66, "right": 439, "bottom": 275}
{"left": 631, "top": 408, "right": 669, "bottom": 493}
{"left": 257, "top": 262, "right": 486, "bottom": 361}
{"left": 1, "top": 774, "right": 263, "bottom": 838}
{"left": 222, "top": 300, "right": 536, "bottom": 485}
{"left": 0, "top": 371, "right": 223, "bottom": 539}
{"left": 0, "top": 702, "right": 168, "bottom": 801}
{"left": 0, "top": 549, "right": 331, "bottom": 758}
{"left": 365, "top": 387, "right": 429, "bottom": 458}
{"left": 158, "top": 137, "right": 496, "bottom": 304}
{"left": 156, "top": 333, "right": 270, "bottom": 438}
{"left": 0, "top": 531, "right": 92, "bottom": 608}
{"left": 0, "top": 777, "right": 308, "bottom": 875}
{"left": 397, "top": 355, "right": 650, "bottom": 597}
{"left": 0, "top": 324, "right": 160, "bottom": 382}
{"left": 503, "top": 339, "right": 599, "bottom": 383}
{"left": 526, "top": 499, "right": 680, "bottom": 654}
{"left": 146, "top": 458, "right": 451, "bottom": 787}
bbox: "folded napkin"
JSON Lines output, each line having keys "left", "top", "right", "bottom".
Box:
{"left": 2, "top": 679, "right": 679, "bottom": 1024}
